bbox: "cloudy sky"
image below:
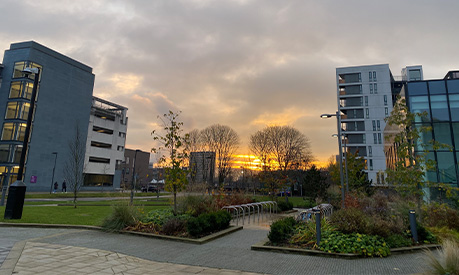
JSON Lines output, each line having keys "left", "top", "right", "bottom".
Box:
{"left": 1, "top": 0, "right": 459, "bottom": 165}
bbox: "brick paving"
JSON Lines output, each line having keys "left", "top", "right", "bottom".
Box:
{"left": 0, "top": 219, "right": 431, "bottom": 275}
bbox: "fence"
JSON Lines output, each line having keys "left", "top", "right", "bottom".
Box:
{"left": 222, "top": 201, "right": 277, "bottom": 226}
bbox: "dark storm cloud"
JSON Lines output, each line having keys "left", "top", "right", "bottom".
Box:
{"left": 1, "top": 0, "right": 459, "bottom": 163}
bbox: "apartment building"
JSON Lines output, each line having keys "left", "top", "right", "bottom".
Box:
{"left": 336, "top": 64, "right": 423, "bottom": 184}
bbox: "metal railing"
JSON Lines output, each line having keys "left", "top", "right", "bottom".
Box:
{"left": 296, "top": 204, "right": 333, "bottom": 222}
{"left": 222, "top": 201, "right": 277, "bottom": 226}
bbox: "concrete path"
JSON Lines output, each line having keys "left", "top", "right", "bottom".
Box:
{"left": 0, "top": 221, "right": 431, "bottom": 275}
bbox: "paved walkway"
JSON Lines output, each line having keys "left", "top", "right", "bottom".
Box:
{"left": 0, "top": 217, "right": 432, "bottom": 274}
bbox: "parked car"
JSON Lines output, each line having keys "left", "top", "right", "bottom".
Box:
{"left": 141, "top": 185, "right": 158, "bottom": 193}
{"left": 277, "top": 191, "right": 291, "bottom": 197}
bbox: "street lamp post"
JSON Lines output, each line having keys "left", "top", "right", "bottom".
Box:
{"left": 4, "top": 67, "right": 40, "bottom": 219}
{"left": 50, "top": 152, "right": 58, "bottom": 194}
{"left": 321, "top": 111, "right": 345, "bottom": 209}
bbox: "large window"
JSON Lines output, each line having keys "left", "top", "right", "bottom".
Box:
{"left": 9, "top": 81, "right": 35, "bottom": 100}
{"left": 437, "top": 152, "right": 456, "bottom": 183}
{"left": 449, "top": 94, "right": 459, "bottom": 121}
{"left": 429, "top": 81, "right": 446, "bottom": 95}
{"left": 5, "top": 102, "right": 29, "bottom": 120}
{"left": 1, "top": 122, "right": 27, "bottom": 141}
{"left": 409, "top": 96, "right": 430, "bottom": 123}
{"left": 433, "top": 123, "right": 453, "bottom": 147}
{"left": 12, "top": 61, "right": 42, "bottom": 81}
{"left": 407, "top": 82, "right": 428, "bottom": 96}
{"left": 0, "top": 145, "right": 10, "bottom": 162}
{"left": 430, "top": 95, "right": 449, "bottom": 121}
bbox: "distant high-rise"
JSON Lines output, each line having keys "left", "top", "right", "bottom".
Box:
{"left": 189, "top": 151, "right": 216, "bottom": 187}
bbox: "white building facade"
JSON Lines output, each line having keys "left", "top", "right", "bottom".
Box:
{"left": 84, "top": 96, "right": 128, "bottom": 187}
{"left": 336, "top": 64, "right": 423, "bottom": 184}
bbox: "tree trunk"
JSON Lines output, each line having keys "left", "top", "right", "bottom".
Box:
{"left": 173, "top": 185, "right": 177, "bottom": 215}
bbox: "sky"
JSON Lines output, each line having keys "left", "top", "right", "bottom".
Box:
{"left": 1, "top": 0, "right": 459, "bottom": 166}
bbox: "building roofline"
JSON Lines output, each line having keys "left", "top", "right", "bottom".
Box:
{"left": 92, "top": 96, "right": 128, "bottom": 110}
{"left": 8, "top": 41, "right": 93, "bottom": 73}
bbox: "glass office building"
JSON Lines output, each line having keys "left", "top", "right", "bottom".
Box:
{"left": 403, "top": 71, "right": 459, "bottom": 186}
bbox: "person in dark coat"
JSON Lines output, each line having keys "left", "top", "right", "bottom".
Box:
{"left": 62, "top": 180, "right": 67, "bottom": 193}
{"left": 53, "top": 182, "right": 58, "bottom": 193}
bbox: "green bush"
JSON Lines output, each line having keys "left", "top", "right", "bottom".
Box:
{"left": 295, "top": 199, "right": 315, "bottom": 209}
{"left": 268, "top": 217, "right": 296, "bottom": 244}
{"left": 277, "top": 201, "right": 293, "bottom": 212}
{"left": 385, "top": 234, "right": 412, "bottom": 248}
{"left": 143, "top": 209, "right": 190, "bottom": 225}
{"left": 330, "top": 208, "right": 370, "bottom": 234}
{"left": 424, "top": 203, "right": 459, "bottom": 230}
{"left": 319, "top": 232, "right": 390, "bottom": 257}
{"left": 102, "top": 203, "right": 141, "bottom": 232}
{"left": 186, "top": 210, "right": 232, "bottom": 237}
{"left": 416, "top": 222, "right": 437, "bottom": 244}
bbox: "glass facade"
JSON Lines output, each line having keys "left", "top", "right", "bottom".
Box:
{"left": 406, "top": 79, "right": 459, "bottom": 185}
{"left": 0, "top": 60, "right": 41, "bottom": 187}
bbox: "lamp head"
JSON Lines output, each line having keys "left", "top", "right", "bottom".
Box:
{"left": 320, "top": 114, "right": 334, "bottom": 118}
{"left": 22, "top": 67, "right": 39, "bottom": 76}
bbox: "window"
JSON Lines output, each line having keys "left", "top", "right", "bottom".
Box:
{"left": 369, "top": 159, "right": 373, "bottom": 170}
{"left": 374, "top": 83, "right": 377, "bottom": 93}
{"left": 377, "top": 120, "right": 380, "bottom": 131}
{"left": 8, "top": 81, "right": 35, "bottom": 100}
{"left": 372, "top": 120, "right": 376, "bottom": 131}
{"left": 362, "top": 134, "right": 366, "bottom": 143}
{"left": 125, "top": 157, "right": 129, "bottom": 164}
{"left": 368, "top": 146, "right": 372, "bottom": 157}
{"left": 0, "top": 144, "right": 10, "bottom": 162}
{"left": 12, "top": 61, "right": 42, "bottom": 81}
{"left": 119, "top": 132, "right": 126, "bottom": 138}
{"left": 91, "top": 141, "right": 112, "bottom": 149}
{"left": 373, "top": 71, "right": 377, "bottom": 81}
{"left": 365, "top": 96, "right": 368, "bottom": 106}
{"left": 384, "top": 95, "right": 387, "bottom": 105}
{"left": 373, "top": 133, "right": 377, "bottom": 144}
{"left": 5, "top": 102, "right": 29, "bottom": 120}
{"left": 93, "top": 126, "right": 113, "bottom": 135}
{"left": 370, "top": 84, "right": 373, "bottom": 94}
{"left": 358, "top": 73, "right": 361, "bottom": 82}
{"left": 126, "top": 167, "right": 130, "bottom": 174}
{"left": 12, "top": 145, "right": 22, "bottom": 164}
{"left": 369, "top": 72, "right": 372, "bottom": 81}
{"left": 366, "top": 109, "right": 369, "bottom": 118}
{"left": 385, "top": 107, "right": 389, "bottom": 117}
{"left": 88, "top": 157, "right": 110, "bottom": 164}
{"left": 378, "top": 133, "right": 382, "bottom": 144}
{"left": 117, "top": 146, "right": 124, "bottom": 151}
{"left": 1, "top": 123, "right": 15, "bottom": 140}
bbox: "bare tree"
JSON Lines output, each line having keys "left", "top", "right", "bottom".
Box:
{"left": 187, "top": 129, "right": 203, "bottom": 153}
{"left": 201, "top": 124, "right": 240, "bottom": 185}
{"left": 250, "top": 125, "right": 313, "bottom": 200}
{"left": 64, "top": 123, "right": 86, "bottom": 208}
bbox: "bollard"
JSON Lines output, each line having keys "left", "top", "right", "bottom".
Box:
{"left": 315, "top": 210, "right": 321, "bottom": 246}
{"left": 4, "top": 181, "right": 27, "bottom": 219}
{"left": 409, "top": 210, "right": 418, "bottom": 243}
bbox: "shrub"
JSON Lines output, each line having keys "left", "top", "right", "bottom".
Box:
{"left": 385, "top": 234, "right": 412, "bottom": 248}
{"left": 268, "top": 217, "right": 296, "bottom": 244}
{"left": 161, "top": 218, "right": 187, "bottom": 236}
{"left": 102, "top": 203, "right": 141, "bottom": 232}
{"left": 290, "top": 218, "right": 335, "bottom": 248}
{"left": 416, "top": 223, "right": 437, "bottom": 244}
{"left": 186, "top": 210, "right": 232, "bottom": 237}
{"left": 277, "top": 201, "right": 293, "bottom": 212}
{"left": 176, "top": 195, "right": 215, "bottom": 217}
{"left": 319, "top": 232, "right": 390, "bottom": 257}
{"left": 143, "top": 209, "right": 190, "bottom": 226}
{"left": 330, "top": 208, "right": 370, "bottom": 234}
{"left": 423, "top": 239, "right": 459, "bottom": 275}
{"left": 424, "top": 203, "right": 459, "bottom": 230}
{"left": 294, "top": 198, "right": 315, "bottom": 209}
{"left": 213, "top": 192, "right": 254, "bottom": 209}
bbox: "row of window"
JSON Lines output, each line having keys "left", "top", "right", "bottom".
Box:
{"left": 368, "top": 71, "right": 377, "bottom": 82}
{"left": 13, "top": 61, "right": 42, "bottom": 81}
{"left": 5, "top": 101, "right": 30, "bottom": 120}
{"left": 410, "top": 94, "right": 459, "bottom": 122}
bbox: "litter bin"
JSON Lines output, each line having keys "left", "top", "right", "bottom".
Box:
{"left": 4, "top": 181, "right": 27, "bottom": 219}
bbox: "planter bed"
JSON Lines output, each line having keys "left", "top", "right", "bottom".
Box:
{"left": 251, "top": 238, "right": 441, "bottom": 258}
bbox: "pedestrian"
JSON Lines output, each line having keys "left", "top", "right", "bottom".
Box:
{"left": 53, "top": 182, "right": 58, "bottom": 194}
{"left": 62, "top": 180, "right": 67, "bottom": 193}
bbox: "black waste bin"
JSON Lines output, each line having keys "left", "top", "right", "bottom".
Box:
{"left": 4, "top": 181, "right": 27, "bottom": 219}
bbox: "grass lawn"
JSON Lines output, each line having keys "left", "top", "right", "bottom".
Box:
{"left": 23, "top": 197, "right": 170, "bottom": 206}
{"left": 0, "top": 205, "right": 168, "bottom": 226}
{"left": 24, "top": 192, "right": 169, "bottom": 199}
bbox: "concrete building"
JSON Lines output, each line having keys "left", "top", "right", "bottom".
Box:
{"left": 84, "top": 97, "right": 128, "bottom": 188}
{"left": 119, "top": 149, "right": 150, "bottom": 190}
{"left": 0, "top": 41, "right": 127, "bottom": 191}
{"left": 336, "top": 64, "right": 423, "bottom": 184}
{"left": 189, "top": 151, "right": 216, "bottom": 188}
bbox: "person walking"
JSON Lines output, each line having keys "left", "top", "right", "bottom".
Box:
{"left": 62, "top": 180, "right": 67, "bottom": 193}
{"left": 53, "top": 182, "right": 58, "bottom": 194}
